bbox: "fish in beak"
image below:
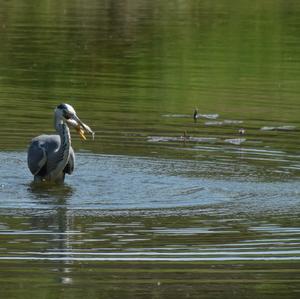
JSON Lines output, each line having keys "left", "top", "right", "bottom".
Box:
{"left": 67, "top": 115, "right": 95, "bottom": 141}
{"left": 76, "top": 125, "right": 87, "bottom": 140}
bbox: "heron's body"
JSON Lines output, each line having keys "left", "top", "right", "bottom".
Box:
{"left": 27, "top": 103, "right": 93, "bottom": 183}
{"left": 28, "top": 133, "right": 74, "bottom": 183}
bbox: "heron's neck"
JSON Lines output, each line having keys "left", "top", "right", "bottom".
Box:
{"left": 55, "top": 116, "right": 71, "bottom": 158}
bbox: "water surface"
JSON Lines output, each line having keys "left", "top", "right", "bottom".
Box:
{"left": 1, "top": 0, "right": 300, "bottom": 298}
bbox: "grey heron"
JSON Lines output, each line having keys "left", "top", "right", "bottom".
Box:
{"left": 27, "top": 103, "right": 94, "bottom": 183}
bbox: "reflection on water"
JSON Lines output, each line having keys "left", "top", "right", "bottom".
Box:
{"left": 1, "top": 152, "right": 300, "bottom": 214}
{"left": 1, "top": 0, "right": 300, "bottom": 298}
{"left": 1, "top": 152, "right": 300, "bottom": 298}
{"left": 28, "top": 181, "right": 74, "bottom": 201}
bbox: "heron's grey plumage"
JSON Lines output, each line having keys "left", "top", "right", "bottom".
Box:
{"left": 27, "top": 104, "right": 93, "bottom": 183}
{"left": 28, "top": 134, "right": 74, "bottom": 182}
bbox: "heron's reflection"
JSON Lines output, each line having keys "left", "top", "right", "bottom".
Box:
{"left": 28, "top": 181, "right": 74, "bottom": 202}
{"left": 28, "top": 181, "right": 74, "bottom": 233}
{"left": 27, "top": 181, "right": 75, "bottom": 285}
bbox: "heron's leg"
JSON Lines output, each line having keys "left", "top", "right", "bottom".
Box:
{"left": 33, "top": 175, "right": 44, "bottom": 183}
{"left": 54, "top": 173, "right": 65, "bottom": 184}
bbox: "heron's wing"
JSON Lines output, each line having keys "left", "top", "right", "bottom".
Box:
{"left": 27, "top": 135, "right": 60, "bottom": 176}
{"left": 27, "top": 138, "right": 47, "bottom": 175}
{"left": 64, "top": 146, "right": 75, "bottom": 175}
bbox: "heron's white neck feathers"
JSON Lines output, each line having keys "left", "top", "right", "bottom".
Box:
{"left": 49, "top": 114, "right": 71, "bottom": 180}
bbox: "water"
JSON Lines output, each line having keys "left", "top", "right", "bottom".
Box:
{"left": 1, "top": 0, "right": 300, "bottom": 298}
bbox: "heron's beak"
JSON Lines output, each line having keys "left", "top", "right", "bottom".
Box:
{"left": 73, "top": 115, "right": 95, "bottom": 141}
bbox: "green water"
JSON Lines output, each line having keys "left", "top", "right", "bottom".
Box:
{"left": 1, "top": 0, "right": 300, "bottom": 298}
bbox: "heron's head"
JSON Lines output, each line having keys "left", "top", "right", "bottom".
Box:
{"left": 55, "top": 103, "right": 76, "bottom": 120}
{"left": 55, "top": 103, "right": 95, "bottom": 140}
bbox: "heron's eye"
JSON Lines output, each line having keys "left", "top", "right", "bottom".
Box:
{"left": 63, "top": 110, "right": 71, "bottom": 119}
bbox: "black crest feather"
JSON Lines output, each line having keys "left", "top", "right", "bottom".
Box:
{"left": 57, "top": 103, "right": 68, "bottom": 110}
